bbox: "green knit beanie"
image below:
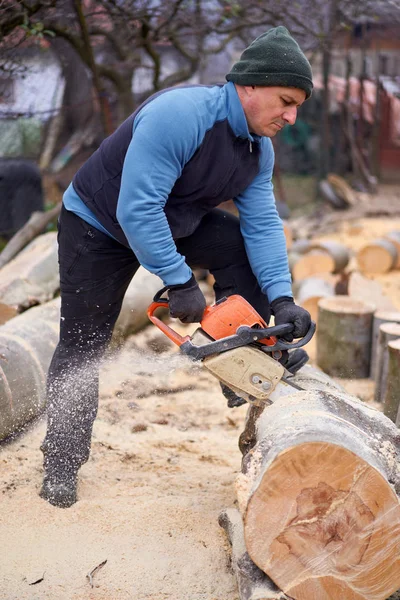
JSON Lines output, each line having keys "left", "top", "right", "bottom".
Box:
{"left": 226, "top": 26, "right": 313, "bottom": 99}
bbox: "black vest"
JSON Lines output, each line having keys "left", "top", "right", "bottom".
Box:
{"left": 73, "top": 87, "right": 260, "bottom": 247}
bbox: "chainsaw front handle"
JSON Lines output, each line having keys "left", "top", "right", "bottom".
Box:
{"left": 180, "top": 320, "right": 316, "bottom": 361}
{"left": 147, "top": 300, "right": 192, "bottom": 347}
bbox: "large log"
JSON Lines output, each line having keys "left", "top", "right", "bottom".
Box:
{"left": 234, "top": 375, "right": 400, "bottom": 600}
{"left": 0, "top": 232, "right": 59, "bottom": 311}
{"left": 316, "top": 296, "right": 375, "bottom": 378}
{"left": 0, "top": 268, "right": 162, "bottom": 440}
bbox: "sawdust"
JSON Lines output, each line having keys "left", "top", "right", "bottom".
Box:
{"left": 1, "top": 206, "right": 400, "bottom": 599}
{"left": 0, "top": 331, "right": 246, "bottom": 600}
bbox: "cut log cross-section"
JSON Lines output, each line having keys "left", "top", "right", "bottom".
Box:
{"left": 316, "top": 296, "right": 375, "bottom": 378}
{"left": 235, "top": 382, "right": 400, "bottom": 600}
{"left": 291, "top": 242, "right": 350, "bottom": 282}
{"left": 374, "top": 322, "right": 400, "bottom": 403}
{"left": 357, "top": 238, "right": 398, "bottom": 275}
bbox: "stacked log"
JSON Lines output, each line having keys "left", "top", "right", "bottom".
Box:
{"left": 383, "top": 338, "right": 400, "bottom": 424}
{"left": 222, "top": 366, "right": 400, "bottom": 600}
{"left": 0, "top": 268, "right": 162, "bottom": 441}
{"left": 357, "top": 239, "right": 398, "bottom": 275}
{"left": 290, "top": 241, "right": 350, "bottom": 281}
{"left": 374, "top": 322, "right": 400, "bottom": 403}
{"left": 316, "top": 296, "right": 375, "bottom": 377}
{"left": 0, "top": 231, "right": 59, "bottom": 312}
{"left": 296, "top": 277, "right": 335, "bottom": 322}
{"left": 370, "top": 310, "right": 400, "bottom": 379}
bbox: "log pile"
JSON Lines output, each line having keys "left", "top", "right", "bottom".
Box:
{"left": 356, "top": 231, "right": 400, "bottom": 276}
{"left": 0, "top": 266, "right": 162, "bottom": 441}
{"left": 221, "top": 367, "right": 400, "bottom": 600}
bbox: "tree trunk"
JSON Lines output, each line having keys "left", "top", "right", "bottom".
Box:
{"left": 316, "top": 296, "right": 375, "bottom": 377}
{"left": 235, "top": 377, "right": 400, "bottom": 600}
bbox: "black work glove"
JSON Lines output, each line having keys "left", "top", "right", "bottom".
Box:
{"left": 168, "top": 274, "right": 206, "bottom": 323}
{"left": 271, "top": 296, "right": 311, "bottom": 342}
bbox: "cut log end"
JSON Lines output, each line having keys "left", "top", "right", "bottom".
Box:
{"left": 292, "top": 251, "right": 335, "bottom": 281}
{"left": 244, "top": 441, "right": 400, "bottom": 600}
{"left": 318, "top": 296, "right": 375, "bottom": 315}
{"left": 357, "top": 239, "right": 398, "bottom": 275}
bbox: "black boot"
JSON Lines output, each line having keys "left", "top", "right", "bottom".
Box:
{"left": 40, "top": 470, "right": 78, "bottom": 508}
{"left": 220, "top": 383, "right": 248, "bottom": 408}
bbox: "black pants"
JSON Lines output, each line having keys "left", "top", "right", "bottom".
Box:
{"left": 41, "top": 206, "right": 271, "bottom": 473}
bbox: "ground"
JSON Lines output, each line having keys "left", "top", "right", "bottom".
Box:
{"left": 0, "top": 328, "right": 245, "bottom": 600}
{"left": 1, "top": 184, "right": 400, "bottom": 599}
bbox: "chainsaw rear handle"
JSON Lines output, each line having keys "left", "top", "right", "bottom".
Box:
{"left": 147, "top": 299, "right": 192, "bottom": 347}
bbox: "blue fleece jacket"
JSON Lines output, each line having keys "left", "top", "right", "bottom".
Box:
{"left": 65, "top": 82, "right": 292, "bottom": 302}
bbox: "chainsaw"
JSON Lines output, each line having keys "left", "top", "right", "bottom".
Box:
{"left": 147, "top": 293, "right": 315, "bottom": 406}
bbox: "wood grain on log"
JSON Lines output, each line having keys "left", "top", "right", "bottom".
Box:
{"left": 0, "top": 269, "right": 162, "bottom": 441}
{"left": 309, "top": 240, "right": 350, "bottom": 273}
{"left": 357, "top": 239, "right": 398, "bottom": 275}
{"left": 374, "top": 323, "right": 400, "bottom": 403}
{"left": 238, "top": 389, "right": 400, "bottom": 600}
{"left": 317, "top": 296, "right": 375, "bottom": 378}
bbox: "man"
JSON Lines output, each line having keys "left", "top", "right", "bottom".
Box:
{"left": 40, "top": 26, "right": 313, "bottom": 508}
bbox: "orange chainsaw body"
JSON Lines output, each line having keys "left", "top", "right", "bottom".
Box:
{"left": 200, "top": 295, "right": 276, "bottom": 347}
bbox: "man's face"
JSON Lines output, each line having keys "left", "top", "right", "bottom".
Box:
{"left": 239, "top": 85, "right": 306, "bottom": 137}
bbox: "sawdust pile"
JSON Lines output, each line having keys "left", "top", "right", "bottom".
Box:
{"left": 1, "top": 198, "right": 400, "bottom": 599}
{"left": 1, "top": 328, "right": 245, "bottom": 600}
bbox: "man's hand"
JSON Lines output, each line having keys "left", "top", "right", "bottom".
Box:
{"left": 168, "top": 275, "right": 206, "bottom": 323}
{"left": 271, "top": 296, "right": 311, "bottom": 342}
